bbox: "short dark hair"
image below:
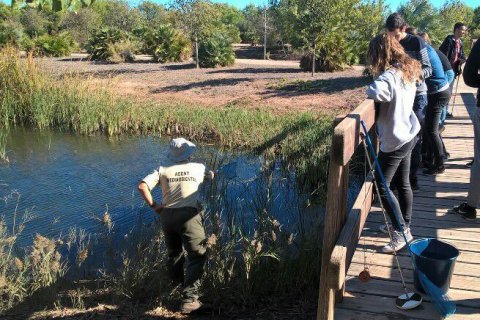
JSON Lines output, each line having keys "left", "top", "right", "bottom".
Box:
{"left": 406, "top": 27, "right": 417, "bottom": 35}
{"left": 386, "top": 13, "right": 406, "bottom": 32}
{"left": 454, "top": 22, "right": 466, "bottom": 33}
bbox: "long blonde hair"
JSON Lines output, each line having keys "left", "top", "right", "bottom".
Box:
{"left": 367, "top": 33, "right": 422, "bottom": 84}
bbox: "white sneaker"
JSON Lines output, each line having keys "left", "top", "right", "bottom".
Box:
{"left": 382, "top": 229, "right": 413, "bottom": 253}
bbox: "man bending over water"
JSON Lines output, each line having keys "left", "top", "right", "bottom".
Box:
{"left": 138, "top": 137, "right": 214, "bottom": 313}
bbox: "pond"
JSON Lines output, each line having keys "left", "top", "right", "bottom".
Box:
{"left": 0, "top": 128, "right": 323, "bottom": 249}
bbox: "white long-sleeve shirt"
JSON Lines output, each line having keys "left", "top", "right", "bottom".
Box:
{"left": 366, "top": 69, "right": 420, "bottom": 153}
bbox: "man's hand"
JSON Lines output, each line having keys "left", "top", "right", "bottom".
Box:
{"left": 205, "top": 170, "right": 214, "bottom": 180}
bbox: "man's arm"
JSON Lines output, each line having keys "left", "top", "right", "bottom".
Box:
{"left": 419, "top": 40, "right": 432, "bottom": 80}
{"left": 439, "top": 36, "right": 450, "bottom": 57}
{"left": 463, "top": 40, "right": 480, "bottom": 88}
{"left": 138, "top": 182, "right": 156, "bottom": 207}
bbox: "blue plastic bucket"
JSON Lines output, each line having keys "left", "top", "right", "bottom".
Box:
{"left": 409, "top": 238, "right": 459, "bottom": 294}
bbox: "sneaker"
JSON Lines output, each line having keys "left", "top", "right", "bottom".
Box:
{"left": 446, "top": 112, "right": 453, "bottom": 119}
{"left": 466, "top": 160, "right": 474, "bottom": 168}
{"left": 382, "top": 229, "right": 413, "bottom": 253}
{"left": 180, "top": 300, "right": 203, "bottom": 314}
{"left": 423, "top": 166, "right": 445, "bottom": 175}
{"left": 449, "top": 203, "right": 477, "bottom": 221}
{"left": 443, "top": 152, "right": 450, "bottom": 160}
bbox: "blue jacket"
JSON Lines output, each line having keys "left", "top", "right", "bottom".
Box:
{"left": 425, "top": 44, "right": 449, "bottom": 94}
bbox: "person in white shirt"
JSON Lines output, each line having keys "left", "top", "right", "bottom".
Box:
{"left": 366, "top": 34, "right": 422, "bottom": 253}
{"left": 138, "top": 138, "right": 214, "bottom": 314}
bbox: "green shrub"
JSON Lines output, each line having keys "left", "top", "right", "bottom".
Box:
{"left": 19, "top": 8, "right": 49, "bottom": 38}
{"left": 86, "top": 27, "right": 123, "bottom": 61}
{"left": 300, "top": 34, "right": 356, "bottom": 73}
{"left": 59, "top": 8, "right": 101, "bottom": 48}
{"left": 33, "top": 32, "right": 76, "bottom": 57}
{"left": 0, "top": 20, "right": 24, "bottom": 48}
{"left": 198, "top": 31, "right": 235, "bottom": 68}
{"left": 108, "top": 39, "right": 139, "bottom": 63}
{"left": 142, "top": 24, "right": 191, "bottom": 63}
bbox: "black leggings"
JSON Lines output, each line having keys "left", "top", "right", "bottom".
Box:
{"left": 423, "top": 89, "right": 451, "bottom": 168}
{"left": 376, "top": 138, "right": 415, "bottom": 231}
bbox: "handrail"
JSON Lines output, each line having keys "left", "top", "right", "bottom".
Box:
{"left": 316, "top": 98, "right": 376, "bottom": 320}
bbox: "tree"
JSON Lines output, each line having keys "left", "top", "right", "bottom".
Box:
{"left": 398, "top": 0, "right": 445, "bottom": 44}
{"left": 473, "top": 7, "right": 480, "bottom": 30}
{"left": 172, "top": 0, "right": 218, "bottom": 69}
{"left": 294, "top": 0, "right": 358, "bottom": 75}
{"left": 240, "top": 4, "right": 263, "bottom": 45}
{"left": 440, "top": 0, "right": 474, "bottom": 35}
{"left": 91, "top": 0, "right": 143, "bottom": 33}
{"left": 347, "top": 0, "right": 385, "bottom": 64}
{"left": 137, "top": 1, "right": 169, "bottom": 29}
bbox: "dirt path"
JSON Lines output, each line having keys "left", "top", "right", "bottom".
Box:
{"left": 39, "top": 54, "right": 369, "bottom": 115}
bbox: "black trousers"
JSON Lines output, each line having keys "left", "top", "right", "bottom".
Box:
{"left": 410, "top": 94, "right": 428, "bottom": 183}
{"left": 423, "top": 89, "right": 451, "bottom": 168}
{"left": 376, "top": 138, "right": 415, "bottom": 231}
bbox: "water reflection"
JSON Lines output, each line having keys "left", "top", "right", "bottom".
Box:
{"left": 0, "top": 128, "right": 321, "bottom": 247}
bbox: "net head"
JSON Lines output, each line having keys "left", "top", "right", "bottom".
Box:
{"left": 396, "top": 292, "right": 422, "bottom": 310}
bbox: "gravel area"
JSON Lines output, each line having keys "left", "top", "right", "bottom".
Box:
{"left": 38, "top": 53, "right": 369, "bottom": 114}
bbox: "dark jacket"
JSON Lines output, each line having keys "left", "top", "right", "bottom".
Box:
{"left": 463, "top": 40, "right": 480, "bottom": 88}
{"left": 439, "top": 35, "right": 466, "bottom": 75}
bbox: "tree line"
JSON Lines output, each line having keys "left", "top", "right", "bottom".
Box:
{"left": 0, "top": 0, "right": 478, "bottom": 71}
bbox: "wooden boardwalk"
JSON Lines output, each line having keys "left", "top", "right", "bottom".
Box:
{"left": 335, "top": 81, "right": 480, "bottom": 319}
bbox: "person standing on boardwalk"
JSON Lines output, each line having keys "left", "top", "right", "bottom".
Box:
{"left": 138, "top": 138, "right": 214, "bottom": 313}
{"left": 440, "top": 23, "right": 467, "bottom": 116}
{"left": 418, "top": 32, "right": 455, "bottom": 161}
{"left": 386, "top": 13, "right": 432, "bottom": 191}
{"left": 366, "top": 34, "right": 422, "bottom": 253}
{"left": 412, "top": 32, "right": 451, "bottom": 175}
{"left": 449, "top": 39, "right": 480, "bottom": 220}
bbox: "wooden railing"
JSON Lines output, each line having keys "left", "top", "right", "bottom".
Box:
{"left": 317, "top": 99, "right": 376, "bottom": 320}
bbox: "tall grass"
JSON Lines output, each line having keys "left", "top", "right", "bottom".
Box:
{"left": 0, "top": 191, "right": 67, "bottom": 312}
{"left": 0, "top": 47, "right": 333, "bottom": 201}
{"left": 0, "top": 47, "right": 333, "bottom": 315}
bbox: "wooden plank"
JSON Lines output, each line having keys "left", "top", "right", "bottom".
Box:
{"left": 318, "top": 154, "right": 350, "bottom": 320}
{"left": 329, "top": 180, "right": 374, "bottom": 290}
{"left": 333, "top": 99, "right": 375, "bottom": 166}
{"left": 350, "top": 250, "right": 480, "bottom": 276}
{"left": 367, "top": 213, "right": 480, "bottom": 232}
{"left": 347, "top": 262, "right": 480, "bottom": 292}
{"left": 365, "top": 221, "right": 480, "bottom": 243}
{"left": 357, "top": 237, "right": 480, "bottom": 264}
{"left": 337, "top": 291, "right": 480, "bottom": 320}
{"left": 342, "top": 277, "right": 480, "bottom": 310}
{"left": 335, "top": 307, "right": 429, "bottom": 320}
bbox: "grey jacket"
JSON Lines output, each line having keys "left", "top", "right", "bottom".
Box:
{"left": 367, "top": 69, "right": 420, "bottom": 153}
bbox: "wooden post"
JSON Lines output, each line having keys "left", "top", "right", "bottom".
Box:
{"left": 316, "top": 100, "right": 376, "bottom": 320}
{"left": 316, "top": 129, "right": 350, "bottom": 320}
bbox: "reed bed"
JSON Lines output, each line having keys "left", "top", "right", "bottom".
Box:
{"left": 0, "top": 47, "right": 333, "bottom": 201}
{"left": 0, "top": 47, "right": 334, "bottom": 316}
